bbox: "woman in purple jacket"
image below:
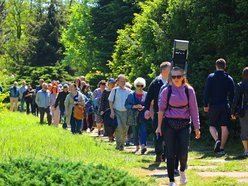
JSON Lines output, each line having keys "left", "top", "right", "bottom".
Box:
{"left": 156, "top": 67, "right": 201, "bottom": 186}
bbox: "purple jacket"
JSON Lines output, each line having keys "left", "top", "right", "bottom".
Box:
{"left": 158, "top": 84, "right": 200, "bottom": 129}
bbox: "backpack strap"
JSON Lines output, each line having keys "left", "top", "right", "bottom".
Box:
{"left": 166, "top": 85, "right": 172, "bottom": 110}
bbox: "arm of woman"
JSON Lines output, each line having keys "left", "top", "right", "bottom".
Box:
{"left": 188, "top": 87, "right": 200, "bottom": 139}
{"left": 78, "top": 93, "right": 85, "bottom": 107}
{"left": 155, "top": 88, "right": 168, "bottom": 136}
{"left": 100, "top": 90, "right": 106, "bottom": 112}
{"left": 125, "top": 93, "right": 135, "bottom": 110}
{"left": 64, "top": 95, "right": 69, "bottom": 117}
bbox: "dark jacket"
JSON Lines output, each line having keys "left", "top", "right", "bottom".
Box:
{"left": 204, "top": 71, "right": 235, "bottom": 107}
{"left": 54, "top": 91, "right": 69, "bottom": 110}
{"left": 100, "top": 89, "right": 111, "bottom": 112}
{"left": 145, "top": 77, "right": 164, "bottom": 112}
{"left": 125, "top": 91, "right": 147, "bottom": 122}
{"left": 23, "top": 89, "right": 34, "bottom": 103}
{"left": 232, "top": 80, "right": 248, "bottom": 114}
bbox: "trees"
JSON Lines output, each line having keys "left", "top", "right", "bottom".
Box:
{"left": 62, "top": 0, "right": 141, "bottom": 75}
{"left": 24, "top": 0, "right": 66, "bottom": 66}
{"left": 0, "top": 0, "right": 30, "bottom": 69}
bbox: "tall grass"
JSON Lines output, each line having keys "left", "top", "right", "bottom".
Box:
{"left": 0, "top": 112, "right": 147, "bottom": 168}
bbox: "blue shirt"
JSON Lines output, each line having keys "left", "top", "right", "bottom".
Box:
{"left": 10, "top": 86, "right": 19, "bottom": 98}
{"left": 204, "top": 71, "right": 235, "bottom": 107}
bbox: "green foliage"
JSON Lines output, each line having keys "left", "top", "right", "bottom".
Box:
{"left": 24, "top": 1, "right": 66, "bottom": 66}
{"left": 85, "top": 71, "right": 107, "bottom": 90}
{"left": 109, "top": 0, "right": 169, "bottom": 83}
{"left": 62, "top": 0, "right": 141, "bottom": 75}
{"left": 0, "top": 158, "right": 146, "bottom": 186}
{"left": 15, "top": 65, "right": 74, "bottom": 87}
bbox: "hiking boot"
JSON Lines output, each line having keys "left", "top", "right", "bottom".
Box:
{"left": 216, "top": 149, "right": 225, "bottom": 156}
{"left": 155, "top": 155, "right": 162, "bottom": 162}
{"left": 141, "top": 148, "right": 147, "bottom": 155}
{"left": 169, "top": 182, "right": 176, "bottom": 186}
{"left": 214, "top": 140, "right": 221, "bottom": 153}
{"left": 179, "top": 171, "right": 187, "bottom": 185}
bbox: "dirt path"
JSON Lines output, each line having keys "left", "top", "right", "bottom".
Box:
{"left": 87, "top": 129, "right": 248, "bottom": 186}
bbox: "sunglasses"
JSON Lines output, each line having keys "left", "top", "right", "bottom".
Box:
{"left": 100, "top": 83, "right": 106, "bottom": 85}
{"left": 136, "top": 85, "right": 144, "bottom": 88}
{"left": 171, "top": 75, "right": 183, "bottom": 79}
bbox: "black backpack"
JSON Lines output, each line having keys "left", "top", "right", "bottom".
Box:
{"left": 166, "top": 85, "right": 189, "bottom": 110}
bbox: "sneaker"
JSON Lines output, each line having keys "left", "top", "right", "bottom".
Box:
{"left": 141, "top": 148, "right": 147, "bottom": 155}
{"left": 125, "top": 141, "right": 130, "bottom": 146}
{"left": 243, "top": 151, "right": 248, "bottom": 157}
{"left": 216, "top": 149, "right": 225, "bottom": 156}
{"left": 214, "top": 140, "right": 221, "bottom": 153}
{"left": 161, "top": 153, "right": 166, "bottom": 162}
{"left": 133, "top": 149, "right": 140, "bottom": 154}
{"left": 169, "top": 182, "right": 176, "bottom": 186}
{"left": 179, "top": 171, "right": 187, "bottom": 185}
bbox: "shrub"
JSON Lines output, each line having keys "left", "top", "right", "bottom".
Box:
{"left": 0, "top": 158, "right": 146, "bottom": 186}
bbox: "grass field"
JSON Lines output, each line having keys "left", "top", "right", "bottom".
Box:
{"left": 0, "top": 111, "right": 247, "bottom": 186}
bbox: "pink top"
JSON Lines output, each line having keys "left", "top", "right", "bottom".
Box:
{"left": 158, "top": 84, "right": 200, "bottom": 129}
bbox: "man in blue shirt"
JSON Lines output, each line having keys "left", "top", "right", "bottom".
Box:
{"left": 9, "top": 81, "right": 19, "bottom": 112}
{"left": 36, "top": 83, "right": 51, "bottom": 125}
{"left": 19, "top": 81, "right": 27, "bottom": 112}
{"left": 204, "top": 58, "right": 235, "bottom": 155}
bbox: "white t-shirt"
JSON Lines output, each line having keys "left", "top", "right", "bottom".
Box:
{"left": 108, "top": 86, "right": 131, "bottom": 111}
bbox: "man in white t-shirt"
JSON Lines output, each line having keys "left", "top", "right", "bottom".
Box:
{"left": 109, "top": 74, "right": 131, "bottom": 150}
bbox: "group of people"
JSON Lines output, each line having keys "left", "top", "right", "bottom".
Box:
{"left": 3, "top": 58, "right": 248, "bottom": 186}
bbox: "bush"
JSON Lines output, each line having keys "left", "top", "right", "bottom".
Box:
{"left": 0, "top": 158, "right": 146, "bottom": 186}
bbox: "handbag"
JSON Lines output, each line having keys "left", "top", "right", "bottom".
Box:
{"left": 73, "top": 105, "right": 84, "bottom": 120}
{"left": 127, "top": 109, "right": 139, "bottom": 126}
{"left": 165, "top": 118, "right": 190, "bottom": 130}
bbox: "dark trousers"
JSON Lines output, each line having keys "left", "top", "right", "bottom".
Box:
{"left": 60, "top": 107, "right": 67, "bottom": 128}
{"left": 83, "top": 113, "right": 94, "bottom": 130}
{"left": 26, "top": 101, "right": 34, "bottom": 114}
{"left": 132, "top": 121, "right": 147, "bottom": 146}
{"left": 70, "top": 114, "right": 82, "bottom": 134}
{"left": 152, "top": 112, "right": 165, "bottom": 156}
{"left": 164, "top": 124, "right": 190, "bottom": 182}
{"left": 39, "top": 107, "right": 52, "bottom": 125}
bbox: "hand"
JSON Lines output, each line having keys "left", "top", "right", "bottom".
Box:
{"left": 155, "top": 127, "right": 162, "bottom": 137}
{"left": 195, "top": 129, "right": 201, "bottom": 139}
{"left": 138, "top": 106, "right": 144, "bottom": 111}
{"left": 204, "top": 107, "right": 209, "bottom": 112}
{"left": 144, "top": 110, "right": 151, "bottom": 120}
{"left": 110, "top": 111, "right": 115, "bottom": 119}
{"left": 100, "top": 111, "right": 104, "bottom": 116}
{"left": 132, "top": 105, "right": 138, "bottom": 109}
{"left": 231, "top": 114, "right": 236, "bottom": 120}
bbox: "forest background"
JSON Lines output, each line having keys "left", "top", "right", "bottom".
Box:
{"left": 0, "top": 0, "right": 247, "bottom": 132}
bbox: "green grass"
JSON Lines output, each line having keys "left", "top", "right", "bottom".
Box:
{"left": 0, "top": 111, "right": 154, "bottom": 185}
{"left": 0, "top": 111, "right": 248, "bottom": 186}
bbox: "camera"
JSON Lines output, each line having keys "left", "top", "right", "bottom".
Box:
{"left": 172, "top": 39, "right": 189, "bottom": 72}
